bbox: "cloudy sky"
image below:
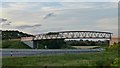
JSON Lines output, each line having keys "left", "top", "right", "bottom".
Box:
{"left": 0, "top": 0, "right": 118, "bottom": 36}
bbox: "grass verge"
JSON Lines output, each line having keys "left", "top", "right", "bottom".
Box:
{"left": 2, "top": 50, "right": 118, "bottom": 67}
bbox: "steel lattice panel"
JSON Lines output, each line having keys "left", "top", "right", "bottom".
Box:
{"left": 33, "top": 31, "right": 112, "bottom": 40}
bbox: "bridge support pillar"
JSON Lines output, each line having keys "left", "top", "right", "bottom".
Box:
{"left": 33, "top": 40, "right": 37, "bottom": 49}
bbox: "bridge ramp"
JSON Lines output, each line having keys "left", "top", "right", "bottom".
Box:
{"left": 21, "top": 37, "right": 37, "bottom": 49}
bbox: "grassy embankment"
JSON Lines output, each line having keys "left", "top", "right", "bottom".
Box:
{"left": 2, "top": 43, "right": 120, "bottom": 67}
{"left": 1, "top": 40, "right": 31, "bottom": 49}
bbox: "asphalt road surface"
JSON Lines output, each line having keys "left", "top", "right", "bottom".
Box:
{"left": 1, "top": 49, "right": 103, "bottom": 57}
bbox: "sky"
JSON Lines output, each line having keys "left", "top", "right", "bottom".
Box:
{"left": 0, "top": 0, "right": 119, "bottom": 36}
{"left": 1, "top": 0, "right": 119, "bottom": 2}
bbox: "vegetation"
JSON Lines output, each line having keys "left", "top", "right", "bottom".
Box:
{"left": 37, "top": 39, "right": 71, "bottom": 49}
{"left": 1, "top": 30, "right": 33, "bottom": 48}
{"left": 111, "top": 58, "right": 120, "bottom": 66}
{"left": 2, "top": 43, "right": 120, "bottom": 67}
{"left": 66, "top": 40, "right": 109, "bottom": 46}
{"left": 109, "top": 42, "right": 120, "bottom": 50}
{"left": 1, "top": 39, "right": 109, "bottom": 49}
{"left": 2, "top": 40, "right": 31, "bottom": 49}
{"left": 1, "top": 30, "right": 109, "bottom": 49}
{"left": 36, "top": 39, "right": 109, "bottom": 49}
{"left": 2, "top": 30, "right": 33, "bottom": 40}
{"left": 1, "top": 30, "right": 119, "bottom": 67}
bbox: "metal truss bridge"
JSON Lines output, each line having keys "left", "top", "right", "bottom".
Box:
{"left": 21, "top": 31, "right": 112, "bottom": 41}
{"left": 21, "top": 31, "right": 113, "bottom": 48}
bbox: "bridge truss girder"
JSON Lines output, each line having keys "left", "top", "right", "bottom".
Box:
{"left": 34, "top": 31, "right": 112, "bottom": 40}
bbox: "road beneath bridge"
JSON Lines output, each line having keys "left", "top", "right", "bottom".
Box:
{"left": 1, "top": 49, "right": 104, "bottom": 57}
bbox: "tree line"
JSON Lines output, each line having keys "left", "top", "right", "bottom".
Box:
{"left": 36, "top": 39, "right": 109, "bottom": 49}
{"left": 2, "top": 30, "right": 33, "bottom": 40}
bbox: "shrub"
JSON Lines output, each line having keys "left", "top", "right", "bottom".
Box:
{"left": 111, "top": 58, "right": 120, "bottom": 66}
{"left": 109, "top": 42, "right": 120, "bottom": 50}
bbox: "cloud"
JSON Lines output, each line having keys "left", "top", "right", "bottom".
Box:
{"left": 96, "top": 17, "right": 118, "bottom": 30}
{"left": 16, "top": 24, "right": 41, "bottom": 29}
{"left": 1, "top": 2, "right": 118, "bottom": 36}
{"left": 2, "top": 0, "right": 119, "bottom": 2}
{"left": 2, "top": 2, "right": 38, "bottom": 11}
{"left": 43, "top": 12, "right": 55, "bottom": 19}
{"left": 59, "top": 2, "right": 118, "bottom": 10}
{"left": 0, "top": 18, "right": 11, "bottom": 25}
{"left": 95, "top": 17, "right": 118, "bottom": 36}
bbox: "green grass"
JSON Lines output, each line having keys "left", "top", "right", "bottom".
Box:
{"left": 2, "top": 42, "right": 120, "bottom": 68}
{"left": 2, "top": 50, "right": 118, "bottom": 67}
{"left": 0, "top": 40, "right": 2, "bottom": 48}
{"left": 2, "top": 40, "right": 31, "bottom": 49}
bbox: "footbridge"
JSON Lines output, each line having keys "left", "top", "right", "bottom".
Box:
{"left": 21, "top": 31, "right": 113, "bottom": 48}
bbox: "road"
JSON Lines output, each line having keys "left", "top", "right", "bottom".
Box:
{"left": 0, "top": 49, "right": 103, "bottom": 57}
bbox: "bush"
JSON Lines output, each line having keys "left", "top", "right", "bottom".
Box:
{"left": 111, "top": 58, "right": 120, "bottom": 66}
{"left": 108, "top": 42, "right": 120, "bottom": 50}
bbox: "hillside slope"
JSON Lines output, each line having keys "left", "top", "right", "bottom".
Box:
{"left": 2, "top": 40, "right": 31, "bottom": 49}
